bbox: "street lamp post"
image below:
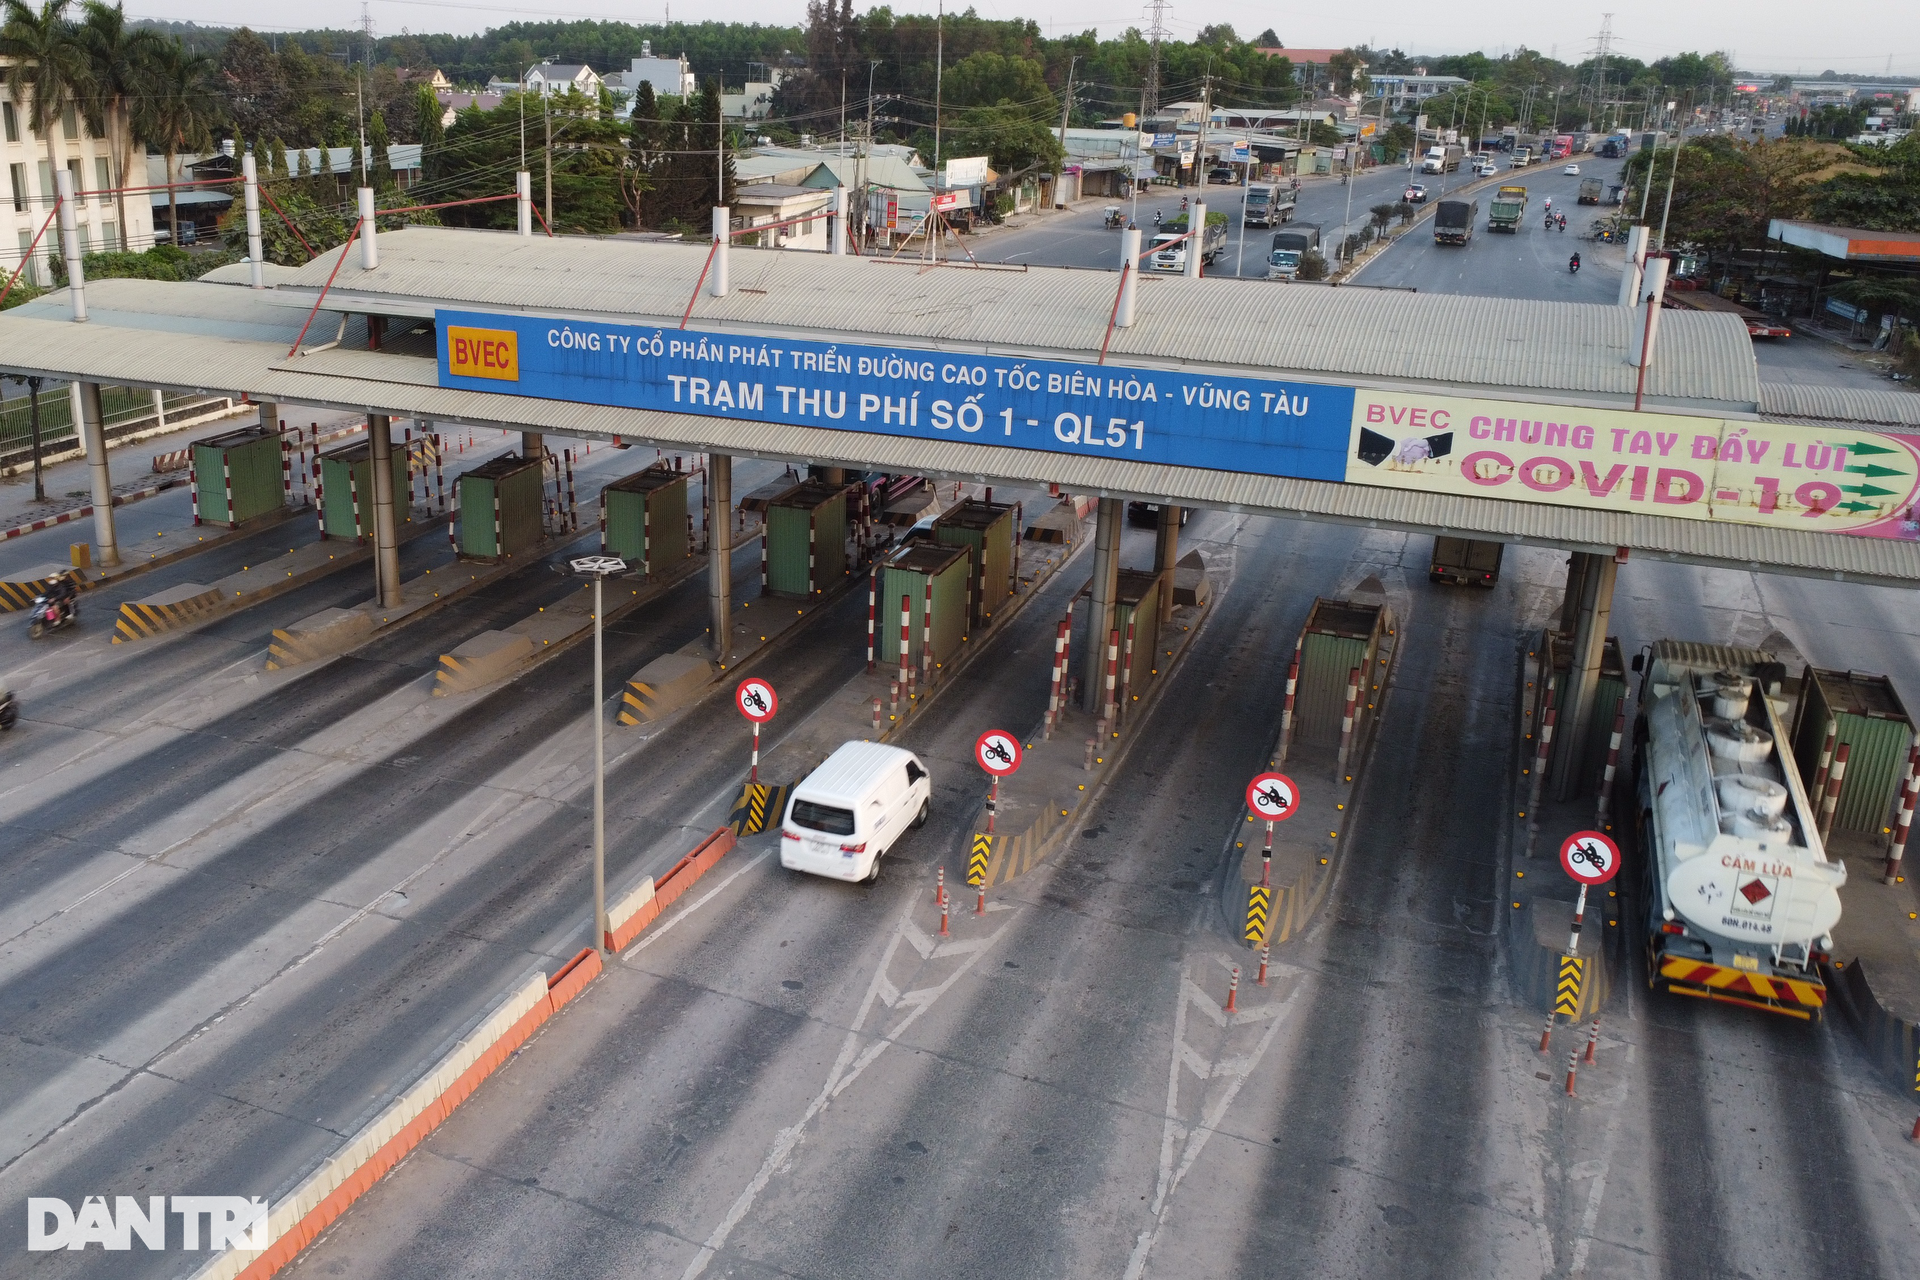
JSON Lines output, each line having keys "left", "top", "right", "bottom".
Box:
{"left": 571, "top": 553, "right": 628, "bottom": 954}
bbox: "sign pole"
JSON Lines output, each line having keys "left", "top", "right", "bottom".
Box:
{"left": 751, "top": 720, "right": 760, "bottom": 785}
{"left": 987, "top": 776, "right": 998, "bottom": 835}
{"left": 1262, "top": 820, "right": 1274, "bottom": 886}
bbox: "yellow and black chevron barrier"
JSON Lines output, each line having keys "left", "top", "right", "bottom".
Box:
{"left": 1555, "top": 955, "right": 1585, "bottom": 1017}
{"left": 728, "top": 782, "right": 790, "bottom": 836}
{"left": 1, "top": 567, "right": 86, "bottom": 612}
{"left": 112, "top": 584, "right": 222, "bottom": 642}
{"left": 967, "top": 831, "right": 993, "bottom": 886}
{"left": 1245, "top": 885, "right": 1272, "bottom": 944}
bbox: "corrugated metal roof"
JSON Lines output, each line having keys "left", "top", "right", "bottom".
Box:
{"left": 275, "top": 226, "right": 1762, "bottom": 411}
{"left": 0, "top": 280, "right": 1910, "bottom": 586}
{"left": 7, "top": 277, "right": 367, "bottom": 348}
{"left": 1758, "top": 381, "right": 1920, "bottom": 427}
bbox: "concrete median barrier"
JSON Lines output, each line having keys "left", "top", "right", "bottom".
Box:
{"left": 113, "top": 581, "right": 223, "bottom": 642}
{"left": 268, "top": 607, "right": 377, "bottom": 669}
{"left": 616, "top": 651, "right": 714, "bottom": 725}
{"left": 433, "top": 630, "right": 536, "bottom": 695}
{"left": 0, "top": 563, "right": 81, "bottom": 612}
{"left": 605, "top": 827, "right": 736, "bottom": 951}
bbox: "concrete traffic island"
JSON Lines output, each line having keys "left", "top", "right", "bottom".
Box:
{"left": 1819, "top": 832, "right": 1920, "bottom": 1097}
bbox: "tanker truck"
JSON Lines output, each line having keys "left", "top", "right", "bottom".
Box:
{"left": 1632, "top": 640, "right": 1845, "bottom": 1019}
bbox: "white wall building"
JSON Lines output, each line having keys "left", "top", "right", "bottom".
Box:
{"left": 523, "top": 62, "right": 604, "bottom": 98}
{"left": 2, "top": 66, "right": 156, "bottom": 287}
{"left": 609, "top": 43, "right": 697, "bottom": 108}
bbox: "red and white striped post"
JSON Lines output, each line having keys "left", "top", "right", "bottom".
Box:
{"left": 808, "top": 513, "right": 818, "bottom": 596}
{"left": 1256, "top": 936, "right": 1271, "bottom": 985}
{"left": 1103, "top": 629, "right": 1120, "bottom": 727}
{"left": 1884, "top": 745, "right": 1918, "bottom": 884}
{"left": 643, "top": 503, "right": 652, "bottom": 577}
{"left": 1564, "top": 1037, "right": 1582, "bottom": 1096}
{"left": 348, "top": 467, "right": 362, "bottom": 541}
{"left": 565, "top": 449, "right": 577, "bottom": 530}
{"left": 921, "top": 576, "right": 934, "bottom": 688}
{"left": 1225, "top": 966, "right": 1239, "bottom": 1014}
{"left": 899, "top": 593, "right": 912, "bottom": 698}
{"left": 760, "top": 523, "right": 769, "bottom": 596}
{"left": 1525, "top": 700, "right": 1558, "bottom": 859}
{"left": 935, "top": 865, "right": 945, "bottom": 907}
{"left": 940, "top": 882, "right": 950, "bottom": 937}
{"left": 1277, "top": 650, "right": 1301, "bottom": 764}
{"left": 221, "top": 455, "right": 233, "bottom": 527}
{"left": 434, "top": 433, "right": 445, "bottom": 513}
{"left": 1819, "top": 742, "right": 1850, "bottom": 841}
{"left": 599, "top": 490, "right": 608, "bottom": 552}
{"left": 1583, "top": 1015, "right": 1601, "bottom": 1065}
{"left": 189, "top": 454, "right": 200, "bottom": 525}
{"left": 871, "top": 696, "right": 882, "bottom": 733}
{"left": 404, "top": 425, "right": 415, "bottom": 510}
{"left": 866, "top": 566, "right": 877, "bottom": 672}
{"left": 1045, "top": 617, "right": 1068, "bottom": 739}
{"left": 314, "top": 452, "right": 326, "bottom": 540}
{"left": 281, "top": 430, "right": 292, "bottom": 507}
{"left": 493, "top": 492, "right": 502, "bottom": 559}
{"left": 1012, "top": 500, "right": 1023, "bottom": 590}
{"left": 1812, "top": 723, "right": 1838, "bottom": 795}
{"left": 1120, "top": 620, "right": 1136, "bottom": 723}
{"left": 1336, "top": 666, "right": 1361, "bottom": 773}
{"left": 1595, "top": 701, "right": 1627, "bottom": 823}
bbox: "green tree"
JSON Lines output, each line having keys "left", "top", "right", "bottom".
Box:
{"left": 0, "top": 0, "right": 92, "bottom": 257}
{"left": 77, "top": 1, "right": 162, "bottom": 252}
{"left": 412, "top": 86, "right": 443, "bottom": 182}
{"left": 369, "top": 109, "right": 391, "bottom": 185}
{"left": 942, "top": 50, "right": 1050, "bottom": 111}
{"left": 935, "top": 103, "right": 1063, "bottom": 175}
{"left": 135, "top": 38, "right": 222, "bottom": 247}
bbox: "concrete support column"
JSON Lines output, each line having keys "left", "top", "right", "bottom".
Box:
{"left": 516, "top": 171, "right": 533, "bottom": 236}
{"left": 711, "top": 207, "right": 730, "bottom": 297}
{"left": 1557, "top": 553, "right": 1590, "bottom": 637}
{"left": 368, "top": 414, "right": 403, "bottom": 607}
{"left": 1117, "top": 227, "right": 1140, "bottom": 327}
{"left": 243, "top": 152, "right": 264, "bottom": 288}
{"left": 1154, "top": 505, "right": 1182, "bottom": 623}
{"left": 54, "top": 168, "right": 86, "bottom": 322}
{"left": 1553, "top": 551, "right": 1617, "bottom": 800}
{"left": 831, "top": 186, "right": 847, "bottom": 256}
{"left": 1081, "top": 497, "right": 1123, "bottom": 712}
{"left": 708, "top": 453, "right": 733, "bottom": 665}
{"left": 358, "top": 187, "right": 378, "bottom": 270}
{"left": 1616, "top": 224, "right": 1649, "bottom": 308}
{"left": 76, "top": 381, "right": 118, "bottom": 567}
{"left": 521, "top": 432, "right": 544, "bottom": 464}
{"left": 1185, "top": 201, "right": 1205, "bottom": 279}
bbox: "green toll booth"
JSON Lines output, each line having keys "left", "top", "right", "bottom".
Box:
{"left": 601, "top": 465, "right": 690, "bottom": 575}
{"left": 933, "top": 499, "right": 1015, "bottom": 629}
{"left": 1113, "top": 568, "right": 1162, "bottom": 701}
{"left": 1293, "top": 598, "right": 1389, "bottom": 746}
{"left": 1536, "top": 630, "right": 1627, "bottom": 790}
{"left": 456, "top": 453, "right": 545, "bottom": 561}
{"left": 765, "top": 480, "right": 848, "bottom": 598}
{"left": 192, "top": 425, "right": 284, "bottom": 527}
{"left": 319, "top": 439, "right": 410, "bottom": 541}
{"left": 878, "top": 542, "right": 969, "bottom": 669}
{"left": 1790, "top": 668, "right": 1915, "bottom": 835}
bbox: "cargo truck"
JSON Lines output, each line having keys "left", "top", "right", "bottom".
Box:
{"left": 1632, "top": 641, "right": 1845, "bottom": 1020}
{"left": 1577, "top": 177, "right": 1603, "bottom": 204}
{"left": 1428, "top": 537, "right": 1503, "bottom": 586}
{"left": 1420, "top": 144, "right": 1463, "bottom": 174}
{"left": 1433, "top": 198, "right": 1476, "bottom": 244}
{"left": 1243, "top": 183, "right": 1297, "bottom": 227}
{"left": 1510, "top": 146, "right": 1532, "bottom": 168}
{"left": 1266, "top": 224, "right": 1321, "bottom": 280}
{"left": 1150, "top": 209, "right": 1228, "bottom": 271}
{"left": 1488, "top": 185, "right": 1528, "bottom": 231}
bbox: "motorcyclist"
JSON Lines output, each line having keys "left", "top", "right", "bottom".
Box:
{"left": 1569, "top": 253, "right": 1581, "bottom": 273}
{"left": 43, "top": 570, "right": 77, "bottom": 618}
{"left": 1543, "top": 196, "right": 1552, "bottom": 212}
{"left": 1557, "top": 212, "right": 1567, "bottom": 231}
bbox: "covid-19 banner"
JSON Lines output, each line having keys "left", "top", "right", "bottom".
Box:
{"left": 1345, "top": 388, "right": 1920, "bottom": 542}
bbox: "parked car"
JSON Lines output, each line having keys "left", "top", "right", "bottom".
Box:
{"left": 1562, "top": 163, "right": 1581, "bottom": 175}
{"left": 1403, "top": 183, "right": 1428, "bottom": 203}
{"left": 781, "top": 742, "right": 931, "bottom": 884}
{"left": 1207, "top": 166, "right": 1235, "bottom": 185}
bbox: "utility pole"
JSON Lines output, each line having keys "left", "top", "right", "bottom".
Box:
{"left": 1656, "top": 91, "right": 1688, "bottom": 250}
{"left": 544, "top": 91, "right": 553, "bottom": 227}
{"left": 933, "top": 0, "right": 944, "bottom": 182}
{"left": 1196, "top": 61, "right": 1211, "bottom": 193}
{"left": 1142, "top": 0, "right": 1168, "bottom": 121}
{"left": 1053, "top": 55, "right": 1078, "bottom": 212}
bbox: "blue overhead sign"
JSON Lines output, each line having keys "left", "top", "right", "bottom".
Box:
{"left": 437, "top": 309, "right": 1354, "bottom": 483}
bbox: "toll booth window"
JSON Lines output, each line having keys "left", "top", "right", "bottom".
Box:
{"left": 791, "top": 800, "right": 856, "bottom": 836}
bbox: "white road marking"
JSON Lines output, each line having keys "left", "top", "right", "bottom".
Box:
{"left": 619, "top": 850, "right": 773, "bottom": 958}
{"left": 1126, "top": 959, "right": 1303, "bottom": 1280}
{"left": 678, "top": 894, "right": 1011, "bottom": 1279}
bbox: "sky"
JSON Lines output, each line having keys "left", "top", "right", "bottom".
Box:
{"left": 122, "top": 0, "right": 1919, "bottom": 78}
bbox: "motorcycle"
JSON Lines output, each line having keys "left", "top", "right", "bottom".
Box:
{"left": 1103, "top": 206, "right": 1124, "bottom": 229}
{"left": 0, "top": 684, "right": 15, "bottom": 731}
{"left": 1557, "top": 214, "right": 1567, "bottom": 231}
{"left": 1569, "top": 254, "right": 1581, "bottom": 274}
{"left": 27, "top": 593, "right": 76, "bottom": 639}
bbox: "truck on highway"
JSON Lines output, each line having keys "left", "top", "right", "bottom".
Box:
{"left": 1663, "top": 288, "right": 1793, "bottom": 338}
{"left": 1433, "top": 198, "right": 1477, "bottom": 245}
{"left": 1266, "top": 224, "right": 1321, "bottom": 280}
{"left": 1633, "top": 641, "right": 1844, "bottom": 1019}
{"left": 1243, "top": 183, "right": 1297, "bottom": 227}
{"left": 1577, "top": 177, "right": 1604, "bottom": 204}
{"left": 1510, "top": 146, "right": 1532, "bottom": 168}
{"left": 1420, "top": 144, "right": 1463, "bottom": 174}
{"left": 1428, "top": 537, "right": 1503, "bottom": 586}
{"left": 1488, "top": 185, "right": 1529, "bottom": 232}
{"left": 1150, "top": 210, "right": 1228, "bottom": 271}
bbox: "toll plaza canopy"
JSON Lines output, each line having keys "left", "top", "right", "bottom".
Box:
{"left": 2, "top": 225, "right": 1919, "bottom": 586}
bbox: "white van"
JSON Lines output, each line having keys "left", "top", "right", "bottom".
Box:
{"left": 781, "top": 741, "right": 932, "bottom": 883}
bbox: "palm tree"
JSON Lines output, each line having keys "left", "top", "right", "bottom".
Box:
{"left": 134, "top": 37, "right": 217, "bottom": 248}
{"left": 76, "top": 1, "right": 160, "bottom": 251}
{"left": 0, "top": 0, "right": 92, "bottom": 259}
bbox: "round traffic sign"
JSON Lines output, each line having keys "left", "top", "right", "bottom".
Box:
{"left": 1559, "top": 830, "right": 1621, "bottom": 885}
{"left": 735, "top": 677, "right": 778, "bottom": 723}
{"left": 1246, "top": 772, "right": 1298, "bottom": 822}
{"left": 974, "top": 730, "right": 1022, "bottom": 776}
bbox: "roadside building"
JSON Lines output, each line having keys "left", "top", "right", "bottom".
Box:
{"left": 2, "top": 61, "right": 157, "bottom": 280}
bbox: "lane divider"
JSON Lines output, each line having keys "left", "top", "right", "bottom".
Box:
{"left": 194, "top": 827, "right": 737, "bottom": 1280}
{"left": 113, "top": 582, "right": 222, "bottom": 641}
{"left": 0, "top": 565, "right": 85, "bottom": 612}
{"left": 727, "top": 783, "right": 790, "bottom": 836}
